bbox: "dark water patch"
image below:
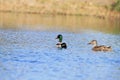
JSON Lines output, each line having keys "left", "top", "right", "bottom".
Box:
{"left": 44, "top": 52, "right": 52, "bottom": 57}
{"left": 11, "top": 59, "right": 46, "bottom": 64}
{"left": 100, "top": 57, "right": 120, "bottom": 64}
{"left": 73, "top": 57, "right": 84, "bottom": 63}
{"left": 53, "top": 56, "right": 65, "bottom": 62}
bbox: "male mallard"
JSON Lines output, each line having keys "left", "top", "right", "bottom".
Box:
{"left": 56, "top": 34, "right": 67, "bottom": 49}
{"left": 88, "top": 40, "right": 112, "bottom": 51}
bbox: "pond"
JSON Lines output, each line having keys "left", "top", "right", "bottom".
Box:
{"left": 0, "top": 12, "right": 120, "bottom": 80}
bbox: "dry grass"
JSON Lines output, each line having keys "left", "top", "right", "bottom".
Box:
{"left": 0, "top": 0, "right": 120, "bottom": 18}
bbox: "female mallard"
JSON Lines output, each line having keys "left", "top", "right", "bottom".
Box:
{"left": 56, "top": 34, "right": 67, "bottom": 49}
{"left": 88, "top": 40, "right": 112, "bottom": 51}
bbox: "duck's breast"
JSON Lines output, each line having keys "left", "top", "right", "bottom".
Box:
{"left": 56, "top": 43, "right": 62, "bottom": 48}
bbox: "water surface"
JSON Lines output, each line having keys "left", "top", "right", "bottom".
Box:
{"left": 0, "top": 12, "right": 120, "bottom": 80}
{"left": 0, "top": 12, "right": 120, "bottom": 34}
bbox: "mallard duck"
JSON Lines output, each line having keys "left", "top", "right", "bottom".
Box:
{"left": 88, "top": 40, "right": 112, "bottom": 51}
{"left": 56, "top": 34, "right": 67, "bottom": 49}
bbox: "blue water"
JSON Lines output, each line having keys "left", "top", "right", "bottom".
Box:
{"left": 0, "top": 29, "right": 120, "bottom": 80}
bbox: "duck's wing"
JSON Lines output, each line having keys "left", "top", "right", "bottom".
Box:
{"left": 93, "top": 46, "right": 104, "bottom": 51}
{"left": 93, "top": 45, "right": 112, "bottom": 51}
{"left": 94, "top": 46, "right": 104, "bottom": 48}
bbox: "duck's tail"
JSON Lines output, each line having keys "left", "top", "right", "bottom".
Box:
{"left": 61, "top": 43, "right": 67, "bottom": 49}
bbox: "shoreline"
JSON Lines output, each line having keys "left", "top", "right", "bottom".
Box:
{"left": 0, "top": 10, "right": 120, "bottom": 20}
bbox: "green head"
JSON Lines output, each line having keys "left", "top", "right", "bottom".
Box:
{"left": 56, "top": 34, "right": 63, "bottom": 42}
